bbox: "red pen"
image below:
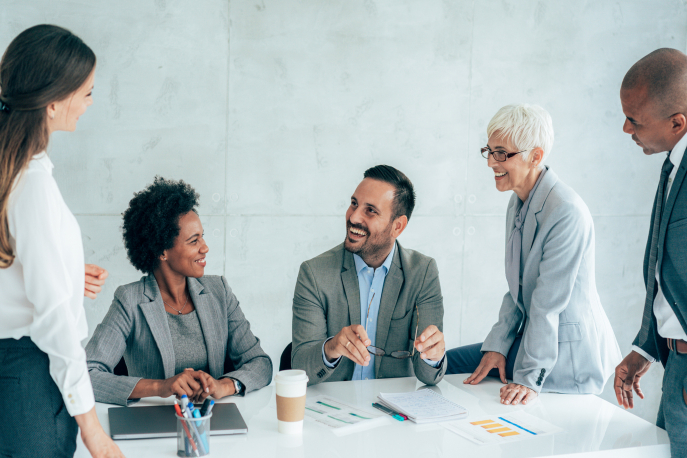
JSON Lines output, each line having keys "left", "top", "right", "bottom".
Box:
{"left": 174, "top": 400, "right": 200, "bottom": 457}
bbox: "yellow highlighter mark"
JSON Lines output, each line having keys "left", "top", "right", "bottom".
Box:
{"left": 471, "top": 420, "right": 495, "bottom": 425}
{"left": 499, "top": 431, "right": 520, "bottom": 437}
{"left": 487, "top": 427, "right": 511, "bottom": 433}
{"left": 480, "top": 423, "right": 502, "bottom": 429}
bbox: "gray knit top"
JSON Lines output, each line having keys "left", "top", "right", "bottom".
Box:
{"left": 166, "top": 310, "right": 210, "bottom": 374}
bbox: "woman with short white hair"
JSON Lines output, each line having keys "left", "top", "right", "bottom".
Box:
{"left": 446, "top": 104, "right": 622, "bottom": 406}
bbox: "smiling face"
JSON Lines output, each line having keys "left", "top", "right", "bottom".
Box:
{"left": 620, "top": 85, "right": 678, "bottom": 155}
{"left": 162, "top": 211, "right": 208, "bottom": 278}
{"left": 47, "top": 67, "right": 95, "bottom": 134}
{"left": 344, "top": 178, "right": 406, "bottom": 267}
{"left": 486, "top": 132, "right": 543, "bottom": 199}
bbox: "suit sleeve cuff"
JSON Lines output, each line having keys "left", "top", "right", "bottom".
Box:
{"left": 322, "top": 337, "right": 342, "bottom": 368}
{"left": 422, "top": 352, "right": 445, "bottom": 368}
{"left": 632, "top": 345, "right": 657, "bottom": 363}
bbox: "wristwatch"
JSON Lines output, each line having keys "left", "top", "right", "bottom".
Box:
{"left": 231, "top": 378, "right": 243, "bottom": 396}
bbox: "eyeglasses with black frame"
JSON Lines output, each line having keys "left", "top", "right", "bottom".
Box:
{"left": 480, "top": 146, "right": 528, "bottom": 162}
{"left": 364, "top": 293, "right": 419, "bottom": 360}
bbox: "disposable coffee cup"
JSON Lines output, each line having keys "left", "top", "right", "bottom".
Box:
{"left": 275, "top": 369, "right": 309, "bottom": 434}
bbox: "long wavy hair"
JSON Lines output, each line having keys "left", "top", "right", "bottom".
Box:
{"left": 0, "top": 24, "right": 95, "bottom": 268}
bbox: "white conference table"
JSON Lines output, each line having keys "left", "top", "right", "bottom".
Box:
{"left": 76, "top": 374, "right": 670, "bottom": 458}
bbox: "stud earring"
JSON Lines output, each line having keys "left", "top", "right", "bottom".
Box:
{"left": 50, "top": 114, "right": 55, "bottom": 120}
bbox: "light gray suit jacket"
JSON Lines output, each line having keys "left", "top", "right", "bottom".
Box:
{"left": 292, "top": 242, "right": 446, "bottom": 386}
{"left": 86, "top": 275, "right": 272, "bottom": 406}
{"left": 482, "top": 167, "right": 622, "bottom": 394}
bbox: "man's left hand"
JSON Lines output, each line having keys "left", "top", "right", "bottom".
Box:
{"left": 500, "top": 383, "right": 537, "bottom": 406}
{"left": 85, "top": 264, "right": 109, "bottom": 300}
{"left": 414, "top": 325, "right": 445, "bottom": 361}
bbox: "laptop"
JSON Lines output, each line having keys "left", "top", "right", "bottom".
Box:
{"left": 108, "top": 402, "right": 248, "bottom": 440}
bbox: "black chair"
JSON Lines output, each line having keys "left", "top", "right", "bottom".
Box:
{"left": 279, "top": 342, "right": 292, "bottom": 371}
{"left": 113, "top": 357, "right": 128, "bottom": 376}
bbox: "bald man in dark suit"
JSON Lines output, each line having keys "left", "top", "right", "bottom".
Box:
{"left": 616, "top": 48, "right": 687, "bottom": 458}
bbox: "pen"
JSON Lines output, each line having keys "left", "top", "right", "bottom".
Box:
{"left": 183, "top": 403, "right": 207, "bottom": 456}
{"left": 199, "top": 398, "right": 212, "bottom": 416}
{"left": 372, "top": 403, "right": 405, "bottom": 421}
{"left": 192, "top": 406, "right": 210, "bottom": 452}
{"left": 202, "top": 400, "right": 215, "bottom": 417}
{"left": 174, "top": 400, "right": 200, "bottom": 457}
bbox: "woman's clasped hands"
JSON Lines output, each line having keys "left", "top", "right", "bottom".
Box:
{"left": 162, "top": 368, "right": 237, "bottom": 403}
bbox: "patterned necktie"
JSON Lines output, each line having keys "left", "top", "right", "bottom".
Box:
{"left": 638, "top": 154, "right": 674, "bottom": 346}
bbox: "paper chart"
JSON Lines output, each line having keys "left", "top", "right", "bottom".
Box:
{"left": 442, "top": 410, "right": 562, "bottom": 445}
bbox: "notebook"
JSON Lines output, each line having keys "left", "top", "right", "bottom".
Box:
{"left": 377, "top": 389, "right": 468, "bottom": 424}
{"left": 108, "top": 402, "right": 248, "bottom": 439}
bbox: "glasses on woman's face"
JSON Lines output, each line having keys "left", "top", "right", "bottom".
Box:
{"left": 480, "top": 146, "right": 527, "bottom": 162}
{"left": 364, "top": 293, "right": 419, "bottom": 359}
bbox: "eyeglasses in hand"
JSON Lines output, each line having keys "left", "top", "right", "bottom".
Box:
{"left": 364, "top": 292, "right": 419, "bottom": 360}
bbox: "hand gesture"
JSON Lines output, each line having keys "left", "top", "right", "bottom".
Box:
{"left": 614, "top": 351, "right": 652, "bottom": 409}
{"left": 414, "top": 325, "right": 445, "bottom": 361}
{"left": 85, "top": 264, "right": 108, "bottom": 300}
{"left": 192, "top": 371, "right": 236, "bottom": 403}
{"left": 324, "top": 325, "right": 371, "bottom": 366}
{"left": 500, "top": 383, "right": 537, "bottom": 405}
{"left": 463, "top": 351, "right": 507, "bottom": 385}
{"left": 160, "top": 369, "right": 203, "bottom": 399}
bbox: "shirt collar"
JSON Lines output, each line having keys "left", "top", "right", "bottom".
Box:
{"left": 669, "top": 133, "right": 687, "bottom": 169}
{"left": 30, "top": 152, "right": 54, "bottom": 174}
{"left": 353, "top": 242, "right": 396, "bottom": 275}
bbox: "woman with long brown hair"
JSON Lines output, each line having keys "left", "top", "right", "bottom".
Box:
{"left": 0, "top": 25, "right": 123, "bottom": 457}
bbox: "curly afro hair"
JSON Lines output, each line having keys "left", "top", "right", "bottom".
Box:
{"left": 122, "top": 176, "right": 200, "bottom": 273}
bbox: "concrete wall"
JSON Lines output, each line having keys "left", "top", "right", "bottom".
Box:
{"left": 3, "top": 0, "right": 686, "bottom": 423}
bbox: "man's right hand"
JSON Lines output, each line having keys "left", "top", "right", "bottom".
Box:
{"left": 614, "top": 350, "right": 652, "bottom": 409}
{"left": 324, "top": 325, "right": 371, "bottom": 366}
{"left": 464, "top": 351, "right": 507, "bottom": 385}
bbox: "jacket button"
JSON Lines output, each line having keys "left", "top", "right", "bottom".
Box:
{"left": 540, "top": 369, "right": 546, "bottom": 374}
{"left": 536, "top": 381, "right": 541, "bottom": 386}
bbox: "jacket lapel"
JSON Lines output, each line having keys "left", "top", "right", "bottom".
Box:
{"left": 657, "top": 151, "right": 687, "bottom": 274}
{"left": 521, "top": 167, "right": 558, "bottom": 263}
{"left": 188, "top": 277, "right": 224, "bottom": 378}
{"left": 341, "top": 249, "right": 361, "bottom": 327}
{"left": 139, "top": 275, "right": 176, "bottom": 379}
{"left": 374, "top": 243, "right": 404, "bottom": 376}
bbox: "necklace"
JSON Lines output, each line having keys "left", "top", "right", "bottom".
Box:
{"left": 162, "top": 292, "right": 190, "bottom": 315}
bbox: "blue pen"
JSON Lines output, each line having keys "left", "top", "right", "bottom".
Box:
{"left": 191, "top": 406, "right": 210, "bottom": 452}
{"left": 372, "top": 403, "right": 404, "bottom": 421}
{"left": 183, "top": 403, "right": 207, "bottom": 455}
{"left": 204, "top": 400, "right": 215, "bottom": 417}
{"left": 199, "top": 398, "right": 212, "bottom": 416}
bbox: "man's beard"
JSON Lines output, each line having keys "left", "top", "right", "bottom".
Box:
{"left": 344, "top": 220, "right": 394, "bottom": 261}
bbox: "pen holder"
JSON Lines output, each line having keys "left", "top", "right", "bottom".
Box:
{"left": 176, "top": 412, "right": 212, "bottom": 457}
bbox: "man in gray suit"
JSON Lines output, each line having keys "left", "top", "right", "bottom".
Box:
{"left": 615, "top": 48, "right": 687, "bottom": 458}
{"left": 291, "top": 165, "right": 446, "bottom": 386}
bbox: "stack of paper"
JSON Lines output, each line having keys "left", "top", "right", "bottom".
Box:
{"left": 377, "top": 389, "right": 468, "bottom": 424}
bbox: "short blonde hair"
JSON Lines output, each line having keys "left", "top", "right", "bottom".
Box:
{"left": 486, "top": 104, "right": 554, "bottom": 168}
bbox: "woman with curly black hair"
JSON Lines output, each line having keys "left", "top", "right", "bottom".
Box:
{"left": 85, "top": 177, "right": 273, "bottom": 406}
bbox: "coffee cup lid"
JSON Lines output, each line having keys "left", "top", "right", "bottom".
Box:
{"left": 275, "top": 369, "right": 309, "bottom": 384}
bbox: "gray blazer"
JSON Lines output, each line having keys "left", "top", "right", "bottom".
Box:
{"left": 86, "top": 275, "right": 273, "bottom": 406}
{"left": 292, "top": 242, "right": 447, "bottom": 386}
{"left": 482, "top": 167, "right": 622, "bottom": 394}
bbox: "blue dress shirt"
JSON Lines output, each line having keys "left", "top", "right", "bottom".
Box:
{"left": 322, "top": 243, "right": 441, "bottom": 378}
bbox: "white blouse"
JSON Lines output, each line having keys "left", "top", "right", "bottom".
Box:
{"left": 0, "top": 152, "right": 94, "bottom": 416}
